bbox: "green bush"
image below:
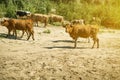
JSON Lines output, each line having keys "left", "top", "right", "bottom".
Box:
{"left": 5, "top": 7, "right": 16, "bottom": 18}
{"left": 4, "top": 0, "right": 16, "bottom": 18}
{"left": 0, "top": 0, "right": 120, "bottom": 29}
{"left": 0, "top": 4, "right": 5, "bottom": 17}
{"left": 43, "top": 29, "right": 51, "bottom": 34}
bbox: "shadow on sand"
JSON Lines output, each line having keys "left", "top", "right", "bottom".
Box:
{"left": 0, "top": 33, "right": 26, "bottom": 41}
{"left": 44, "top": 40, "right": 91, "bottom": 49}
{"left": 52, "top": 40, "right": 89, "bottom": 43}
{"left": 52, "top": 40, "right": 74, "bottom": 43}
{"left": 44, "top": 46, "right": 90, "bottom": 49}
{"left": 0, "top": 33, "right": 15, "bottom": 39}
{"left": 0, "top": 33, "right": 7, "bottom": 38}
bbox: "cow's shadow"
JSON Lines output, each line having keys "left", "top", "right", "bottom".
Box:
{"left": 44, "top": 40, "right": 90, "bottom": 49}
{"left": 0, "top": 33, "right": 25, "bottom": 40}
{"left": 52, "top": 40, "right": 89, "bottom": 43}
{"left": 52, "top": 40, "right": 74, "bottom": 43}
{"left": 0, "top": 33, "right": 18, "bottom": 39}
{"left": 45, "top": 46, "right": 74, "bottom": 49}
{"left": 0, "top": 33, "right": 7, "bottom": 38}
{"left": 45, "top": 46, "right": 90, "bottom": 49}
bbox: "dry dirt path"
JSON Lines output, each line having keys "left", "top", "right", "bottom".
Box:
{"left": 0, "top": 26, "right": 120, "bottom": 80}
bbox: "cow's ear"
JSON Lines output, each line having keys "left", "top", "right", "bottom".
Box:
{"left": 62, "top": 23, "right": 68, "bottom": 28}
{"left": 70, "top": 24, "right": 73, "bottom": 27}
{"left": 62, "top": 24, "right": 66, "bottom": 28}
{"left": 4, "top": 19, "right": 7, "bottom": 22}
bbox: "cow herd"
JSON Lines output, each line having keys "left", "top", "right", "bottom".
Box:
{"left": 16, "top": 10, "right": 64, "bottom": 27}
{"left": 0, "top": 12, "right": 99, "bottom": 48}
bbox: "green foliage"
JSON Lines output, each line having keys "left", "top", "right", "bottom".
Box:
{"left": 30, "top": 0, "right": 52, "bottom": 14}
{"left": 43, "top": 29, "right": 51, "bottom": 34}
{"left": 5, "top": 0, "right": 16, "bottom": 18}
{"left": 5, "top": 6, "right": 16, "bottom": 18}
{"left": 52, "top": 22, "right": 62, "bottom": 26}
{"left": 0, "top": 0, "right": 120, "bottom": 28}
{"left": 0, "top": 4, "right": 6, "bottom": 17}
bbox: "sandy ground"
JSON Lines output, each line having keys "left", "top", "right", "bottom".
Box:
{"left": 0, "top": 25, "right": 120, "bottom": 80}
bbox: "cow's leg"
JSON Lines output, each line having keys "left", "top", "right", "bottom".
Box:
{"left": 28, "top": 29, "right": 35, "bottom": 40}
{"left": 88, "top": 37, "right": 90, "bottom": 43}
{"left": 31, "top": 30, "right": 35, "bottom": 40}
{"left": 27, "top": 29, "right": 34, "bottom": 40}
{"left": 11, "top": 29, "right": 16, "bottom": 39}
{"left": 20, "top": 30, "right": 25, "bottom": 38}
{"left": 92, "top": 36, "right": 98, "bottom": 48}
{"left": 27, "top": 32, "right": 31, "bottom": 40}
{"left": 26, "top": 30, "right": 29, "bottom": 37}
{"left": 12, "top": 30, "right": 15, "bottom": 36}
{"left": 7, "top": 29, "right": 11, "bottom": 37}
{"left": 96, "top": 38, "right": 99, "bottom": 48}
{"left": 92, "top": 34, "right": 99, "bottom": 48}
{"left": 44, "top": 20, "right": 47, "bottom": 28}
{"left": 61, "top": 21, "right": 64, "bottom": 26}
{"left": 14, "top": 29, "right": 17, "bottom": 39}
{"left": 37, "top": 21, "right": 39, "bottom": 27}
{"left": 92, "top": 39, "right": 96, "bottom": 48}
{"left": 74, "top": 38, "right": 77, "bottom": 48}
{"left": 44, "top": 23, "right": 47, "bottom": 28}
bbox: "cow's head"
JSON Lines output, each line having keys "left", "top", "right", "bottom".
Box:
{"left": 63, "top": 23, "right": 73, "bottom": 33}
{"left": 1, "top": 19, "right": 9, "bottom": 26}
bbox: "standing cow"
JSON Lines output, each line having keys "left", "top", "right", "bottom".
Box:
{"left": 1, "top": 19, "right": 34, "bottom": 40}
{"left": 71, "top": 19, "right": 85, "bottom": 25}
{"left": 29, "top": 13, "right": 49, "bottom": 27}
{"left": 63, "top": 23, "right": 99, "bottom": 48}
{"left": 49, "top": 14, "right": 64, "bottom": 25}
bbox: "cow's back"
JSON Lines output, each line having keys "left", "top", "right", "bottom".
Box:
{"left": 11, "top": 19, "right": 33, "bottom": 30}
{"left": 73, "top": 24, "right": 91, "bottom": 38}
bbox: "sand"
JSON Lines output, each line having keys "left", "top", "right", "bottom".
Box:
{"left": 0, "top": 25, "right": 120, "bottom": 80}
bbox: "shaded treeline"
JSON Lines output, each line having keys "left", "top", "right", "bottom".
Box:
{"left": 0, "top": 0, "right": 120, "bottom": 28}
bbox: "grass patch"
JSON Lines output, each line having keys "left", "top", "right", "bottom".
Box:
{"left": 99, "top": 29, "right": 116, "bottom": 34}
{"left": 43, "top": 29, "right": 51, "bottom": 34}
{"left": 38, "top": 32, "right": 41, "bottom": 35}
{"left": 52, "top": 22, "right": 62, "bottom": 26}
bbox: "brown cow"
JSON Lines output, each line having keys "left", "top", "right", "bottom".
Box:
{"left": 71, "top": 19, "right": 85, "bottom": 25}
{"left": 1, "top": 19, "right": 34, "bottom": 40}
{"left": 49, "top": 14, "right": 64, "bottom": 25}
{"left": 1, "top": 19, "right": 17, "bottom": 37}
{"left": 71, "top": 19, "right": 90, "bottom": 43}
{"left": 29, "top": 13, "right": 49, "bottom": 27}
{"left": 63, "top": 23, "right": 99, "bottom": 48}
